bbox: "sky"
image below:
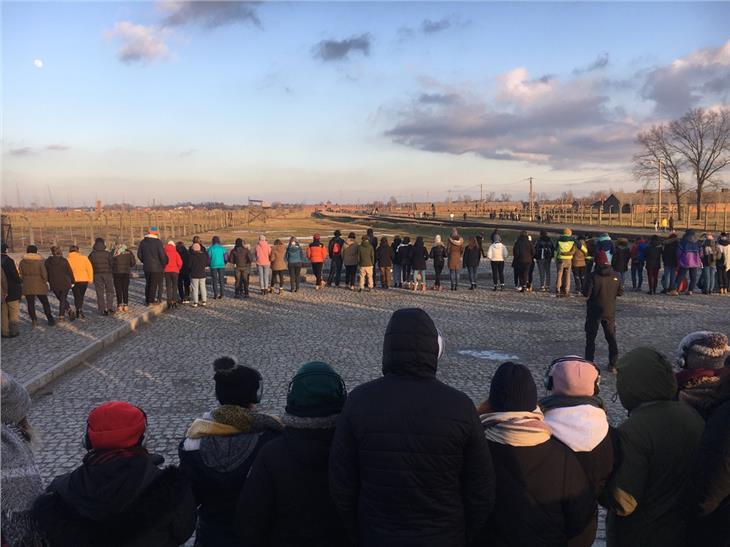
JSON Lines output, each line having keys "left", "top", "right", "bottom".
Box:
{"left": 2, "top": 1, "right": 729, "bottom": 206}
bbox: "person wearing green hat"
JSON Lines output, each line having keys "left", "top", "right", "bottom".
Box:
{"left": 236, "top": 362, "right": 347, "bottom": 546}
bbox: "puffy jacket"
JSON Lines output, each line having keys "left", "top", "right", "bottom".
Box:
{"left": 700, "top": 238, "right": 717, "bottom": 267}
{"left": 137, "top": 236, "right": 168, "bottom": 273}
{"left": 446, "top": 236, "right": 464, "bottom": 270}
{"left": 1, "top": 254, "right": 22, "bottom": 301}
{"left": 228, "top": 246, "right": 253, "bottom": 270}
{"left": 45, "top": 256, "right": 74, "bottom": 292}
{"left": 513, "top": 235, "right": 535, "bottom": 265}
{"left": 88, "top": 241, "right": 113, "bottom": 275}
{"left": 376, "top": 244, "right": 393, "bottom": 267}
{"left": 236, "top": 426, "right": 346, "bottom": 547}
{"left": 611, "top": 241, "right": 630, "bottom": 273}
{"left": 535, "top": 236, "right": 555, "bottom": 261}
{"left": 358, "top": 241, "right": 375, "bottom": 267}
{"left": 164, "top": 244, "right": 183, "bottom": 273}
{"left": 606, "top": 348, "right": 705, "bottom": 547}
{"left": 342, "top": 239, "right": 359, "bottom": 267}
{"left": 411, "top": 244, "right": 428, "bottom": 270}
{"left": 67, "top": 251, "right": 94, "bottom": 283}
{"left": 112, "top": 251, "right": 136, "bottom": 275}
{"left": 429, "top": 244, "right": 446, "bottom": 266}
{"left": 644, "top": 239, "right": 663, "bottom": 270}
{"left": 285, "top": 244, "right": 306, "bottom": 265}
{"left": 18, "top": 254, "right": 48, "bottom": 296}
{"left": 176, "top": 243, "right": 190, "bottom": 274}
{"left": 189, "top": 250, "right": 209, "bottom": 279}
{"left": 396, "top": 243, "right": 412, "bottom": 266}
{"left": 463, "top": 245, "right": 481, "bottom": 268}
{"left": 307, "top": 242, "right": 328, "bottom": 263}
{"left": 390, "top": 239, "right": 402, "bottom": 265}
{"left": 717, "top": 237, "right": 730, "bottom": 272}
{"left": 255, "top": 240, "right": 271, "bottom": 266}
{"left": 32, "top": 453, "right": 196, "bottom": 547}
{"left": 662, "top": 235, "right": 679, "bottom": 268}
{"left": 487, "top": 242, "right": 508, "bottom": 262}
{"left": 270, "top": 243, "right": 287, "bottom": 271}
{"left": 677, "top": 232, "right": 702, "bottom": 269}
{"left": 630, "top": 240, "right": 648, "bottom": 264}
{"left": 330, "top": 308, "right": 495, "bottom": 547}
{"left": 582, "top": 264, "right": 623, "bottom": 318}
{"left": 207, "top": 244, "right": 226, "bottom": 269}
{"left": 572, "top": 242, "right": 588, "bottom": 268}
{"left": 556, "top": 236, "right": 576, "bottom": 261}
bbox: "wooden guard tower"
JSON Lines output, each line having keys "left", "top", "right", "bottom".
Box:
{"left": 247, "top": 198, "right": 267, "bottom": 225}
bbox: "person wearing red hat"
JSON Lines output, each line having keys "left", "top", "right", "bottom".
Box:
{"left": 32, "top": 401, "right": 196, "bottom": 546}
{"left": 307, "top": 233, "right": 328, "bottom": 289}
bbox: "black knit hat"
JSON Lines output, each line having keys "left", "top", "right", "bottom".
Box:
{"left": 286, "top": 362, "right": 347, "bottom": 418}
{"left": 213, "top": 357, "right": 262, "bottom": 407}
{"left": 488, "top": 362, "right": 538, "bottom": 412}
{"left": 382, "top": 308, "right": 440, "bottom": 377}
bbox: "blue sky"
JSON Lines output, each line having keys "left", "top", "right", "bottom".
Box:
{"left": 2, "top": 1, "right": 729, "bottom": 206}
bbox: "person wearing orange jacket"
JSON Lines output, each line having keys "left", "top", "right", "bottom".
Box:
{"left": 307, "top": 234, "right": 328, "bottom": 289}
{"left": 67, "top": 245, "right": 93, "bottom": 319}
{"left": 164, "top": 240, "right": 183, "bottom": 308}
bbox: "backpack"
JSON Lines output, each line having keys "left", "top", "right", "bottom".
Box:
{"left": 332, "top": 242, "right": 341, "bottom": 255}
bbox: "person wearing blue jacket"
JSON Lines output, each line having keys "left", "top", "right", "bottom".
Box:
{"left": 208, "top": 236, "right": 227, "bottom": 299}
{"left": 285, "top": 237, "right": 306, "bottom": 292}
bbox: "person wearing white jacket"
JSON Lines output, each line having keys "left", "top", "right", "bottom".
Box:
{"left": 487, "top": 234, "right": 509, "bottom": 291}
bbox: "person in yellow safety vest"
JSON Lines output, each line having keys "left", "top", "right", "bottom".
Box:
{"left": 555, "top": 228, "right": 576, "bottom": 296}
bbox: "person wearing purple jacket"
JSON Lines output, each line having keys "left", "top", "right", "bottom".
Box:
{"left": 670, "top": 229, "right": 702, "bottom": 295}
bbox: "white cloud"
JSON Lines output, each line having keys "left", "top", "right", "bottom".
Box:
{"left": 106, "top": 21, "right": 169, "bottom": 64}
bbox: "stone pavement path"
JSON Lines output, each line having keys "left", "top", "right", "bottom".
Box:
{"left": 20, "top": 270, "right": 730, "bottom": 546}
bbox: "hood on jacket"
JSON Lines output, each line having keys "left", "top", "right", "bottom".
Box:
{"left": 92, "top": 241, "right": 107, "bottom": 252}
{"left": 449, "top": 236, "right": 464, "bottom": 246}
{"left": 382, "top": 308, "right": 440, "bottom": 378}
{"left": 683, "top": 230, "right": 698, "bottom": 243}
{"left": 543, "top": 405, "right": 609, "bottom": 452}
{"left": 616, "top": 238, "right": 628, "bottom": 247}
{"left": 48, "top": 453, "right": 163, "bottom": 521}
{"left": 165, "top": 243, "right": 176, "bottom": 252}
{"left": 616, "top": 347, "right": 677, "bottom": 412}
{"left": 22, "top": 253, "right": 43, "bottom": 261}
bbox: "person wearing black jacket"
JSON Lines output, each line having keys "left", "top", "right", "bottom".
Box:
{"left": 236, "top": 362, "right": 348, "bottom": 547}
{"left": 189, "top": 243, "right": 209, "bottom": 307}
{"left": 1, "top": 244, "right": 22, "bottom": 337}
{"left": 88, "top": 238, "right": 116, "bottom": 315}
{"left": 411, "top": 236, "right": 429, "bottom": 291}
{"left": 227, "top": 238, "right": 253, "bottom": 298}
{"left": 513, "top": 231, "right": 535, "bottom": 292}
{"left": 611, "top": 238, "right": 630, "bottom": 287}
{"left": 645, "top": 235, "right": 663, "bottom": 295}
{"left": 463, "top": 236, "right": 482, "bottom": 290}
{"left": 429, "top": 235, "right": 446, "bottom": 290}
{"left": 111, "top": 244, "right": 136, "bottom": 312}
{"left": 330, "top": 308, "right": 495, "bottom": 547}
{"left": 582, "top": 259, "right": 623, "bottom": 372}
{"left": 326, "top": 230, "right": 345, "bottom": 287}
{"left": 661, "top": 232, "right": 679, "bottom": 293}
{"left": 45, "top": 246, "right": 74, "bottom": 321}
{"left": 376, "top": 237, "right": 393, "bottom": 288}
{"left": 396, "top": 237, "right": 413, "bottom": 286}
{"left": 367, "top": 228, "right": 379, "bottom": 285}
{"left": 175, "top": 241, "right": 191, "bottom": 303}
{"left": 32, "top": 401, "right": 196, "bottom": 547}
{"left": 535, "top": 231, "right": 554, "bottom": 292}
{"left": 479, "top": 363, "right": 595, "bottom": 547}
{"left": 137, "top": 228, "right": 168, "bottom": 305}
{"left": 391, "top": 236, "right": 403, "bottom": 288}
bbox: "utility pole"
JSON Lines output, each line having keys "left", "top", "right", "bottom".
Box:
{"left": 480, "top": 183, "right": 483, "bottom": 214}
{"left": 528, "top": 177, "right": 534, "bottom": 221}
{"left": 657, "top": 159, "right": 662, "bottom": 224}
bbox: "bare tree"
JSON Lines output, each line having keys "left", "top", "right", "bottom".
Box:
{"left": 499, "top": 192, "right": 512, "bottom": 202}
{"left": 633, "top": 124, "right": 687, "bottom": 220}
{"left": 668, "top": 107, "right": 730, "bottom": 219}
{"left": 559, "top": 191, "right": 575, "bottom": 203}
{"left": 484, "top": 191, "right": 496, "bottom": 202}
{"left": 387, "top": 196, "right": 398, "bottom": 207}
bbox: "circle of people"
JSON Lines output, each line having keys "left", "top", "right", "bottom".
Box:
{"left": 1, "top": 309, "right": 728, "bottom": 547}
{"left": 1, "top": 226, "right": 728, "bottom": 340}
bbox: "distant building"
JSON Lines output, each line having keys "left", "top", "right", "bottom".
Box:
{"left": 591, "top": 193, "right": 631, "bottom": 214}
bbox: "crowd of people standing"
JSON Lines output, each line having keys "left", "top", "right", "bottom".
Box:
{"left": 2, "top": 307, "right": 728, "bottom": 547}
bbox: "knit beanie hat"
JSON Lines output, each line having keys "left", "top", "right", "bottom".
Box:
{"left": 563, "top": 228, "right": 573, "bottom": 236}
{"left": 86, "top": 401, "right": 147, "bottom": 450}
{"left": 676, "top": 331, "right": 730, "bottom": 370}
{"left": 488, "top": 362, "right": 538, "bottom": 412}
{"left": 286, "top": 362, "right": 347, "bottom": 418}
{"left": 149, "top": 226, "right": 159, "bottom": 235}
{"left": 213, "top": 357, "right": 262, "bottom": 407}
{"left": 549, "top": 357, "right": 599, "bottom": 397}
{"left": 382, "top": 308, "right": 440, "bottom": 377}
{"left": 1, "top": 372, "right": 31, "bottom": 426}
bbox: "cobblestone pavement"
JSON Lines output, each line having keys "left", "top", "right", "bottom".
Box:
{"left": 1, "top": 280, "right": 152, "bottom": 385}
{"left": 22, "top": 266, "right": 729, "bottom": 546}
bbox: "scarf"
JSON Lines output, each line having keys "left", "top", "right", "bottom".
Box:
{"left": 480, "top": 408, "right": 551, "bottom": 447}
{"left": 539, "top": 394, "right": 605, "bottom": 411}
{"left": 185, "top": 405, "right": 283, "bottom": 440}
{"left": 83, "top": 445, "right": 149, "bottom": 466}
{"left": 281, "top": 413, "right": 338, "bottom": 430}
{"left": 113, "top": 244, "right": 127, "bottom": 257}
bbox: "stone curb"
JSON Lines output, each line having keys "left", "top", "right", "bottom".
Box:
{"left": 23, "top": 304, "right": 168, "bottom": 396}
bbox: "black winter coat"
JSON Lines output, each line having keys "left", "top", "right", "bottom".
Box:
{"left": 686, "top": 379, "right": 730, "bottom": 547}
{"left": 236, "top": 427, "right": 347, "bottom": 547}
{"left": 662, "top": 237, "right": 679, "bottom": 268}
{"left": 228, "top": 246, "right": 253, "bottom": 270}
{"left": 645, "top": 242, "right": 663, "bottom": 270}
{"left": 535, "top": 236, "right": 555, "bottom": 261}
{"left": 396, "top": 244, "right": 412, "bottom": 266}
{"left": 391, "top": 239, "right": 402, "bottom": 265}
{"left": 463, "top": 246, "right": 482, "bottom": 268}
{"left": 45, "top": 256, "right": 74, "bottom": 292}
{"left": 612, "top": 245, "right": 630, "bottom": 273}
{"left": 1, "top": 254, "right": 22, "bottom": 301}
{"left": 88, "top": 242, "right": 113, "bottom": 275}
{"left": 175, "top": 244, "right": 190, "bottom": 274}
{"left": 32, "top": 453, "right": 196, "bottom": 547}
{"left": 513, "top": 236, "right": 536, "bottom": 264}
{"left": 328, "top": 236, "right": 345, "bottom": 258}
{"left": 189, "top": 251, "right": 208, "bottom": 279}
{"left": 137, "top": 236, "right": 168, "bottom": 273}
{"left": 330, "top": 309, "right": 495, "bottom": 547}
{"left": 112, "top": 251, "right": 136, "bottom": 275}
{"left": 583, "top": 264, "right": 623, "bottom": 318}
{"left": 376, "top": 244, "right": 393, "bottom": 267}
{"left": 487, "top": 439, "right": 595, "bottom": 547}
{"left": 411, "top": 244, "right": 428, "bottom": 270}
{"left": 430, "top": 244, "right": 446, "bottom": 267}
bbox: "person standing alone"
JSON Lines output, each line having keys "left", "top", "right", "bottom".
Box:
{"left": 582, "top": 253, "right": 623, "bottom": 372}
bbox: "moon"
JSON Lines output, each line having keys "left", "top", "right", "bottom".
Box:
{"left": 33, "top": 59, "right": 43, "bottom": 69}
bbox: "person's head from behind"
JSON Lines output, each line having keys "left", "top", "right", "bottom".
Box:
{"left": 415, "top": 236, "right": 424, "bottom": 247}
{"left": 212, "top": 236, "right": 220, "bottom": 245}
{"left": 403, "top": 236, "right": 411, "bottom": 244}
{"left": 234, "top": 238, "right": 243, "bottom": 248}
{"left": 616, "top": 348, "right": 676, "bottom": 412}
{"left": 367, "top": 228, "right": 374, "bottom": 237}
{"left": 483, "top": 362, "right": 537, "bottom": 414}
{"left": 380, "top": 236, "right": 389, "bottom": 246}
{"left": 259, "top": 234, "right": 267, "bottom": 242}
{"left": 382, "top": 308, "right": 443, "bottom": 377}
{"left": 177, "top": 240, "right": 185, "bottom": 248}
{"left": 274, "top": 239, "right": 282, "bottom": 246}
{"left": 50, "top": 246, "right": 62, "bottom": 257}
{"left": 289, "top": 236, "right": 298, "bottom": 246}
{"left": 434, "top": 234, "right": 442, "bottom": 245}
{"left": 192, "top": 235, "right": 201, "bottom": 244}
{"left": 334, "top": 229, "right": 341, "bottom": 237}
{"left": 85, "top": 401, "right": 147, "bottom": 451}
{"left": 544, "top": 356, "right": 600, "bottom": 398}
{"left": 468, "top": 236, "right": 477, "bottom": 248}
{"left": 286, "top": 362, "right": 347, "bottom": 418}
{"left": 26, "top": 245, "right": 38, "bottom": 254}
{"left": 1, "top": 372, "right": 35, "bottom": 443}
{"left": 69, "top": 245, "right": 79, "bottom": 253}
{"left": 361, "top": 235, "right": 368, "bottom": 243}
{"left": 540, "top": 230, "right": 547, "bottom": 238}
{"left": 1, "top": 243, "right": 8, "bottom": 254}
{"left": 348, "top": 232, "right": 356, "bottom": 240}
{"left": 676, "top": 331, "right": 730, "bottom": 371}
{"left": 451, "top": 228, "right": 459, "bottom": 238}
{"left": 213, "top": 357, "right": 262, "bottom": 409}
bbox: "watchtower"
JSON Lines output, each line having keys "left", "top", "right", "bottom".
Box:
{"left": 247, "top": 198, "right": 267, "bottom": 225}
{"left": 1, "top": 215, "right": 13, "bottom": 251}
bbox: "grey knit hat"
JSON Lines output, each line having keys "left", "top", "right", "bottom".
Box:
{"left": 676, "top": 331, "right": 730, "bottom": 370}
{"left": 1, "top": 372, "right": 31, "bottom": 426}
